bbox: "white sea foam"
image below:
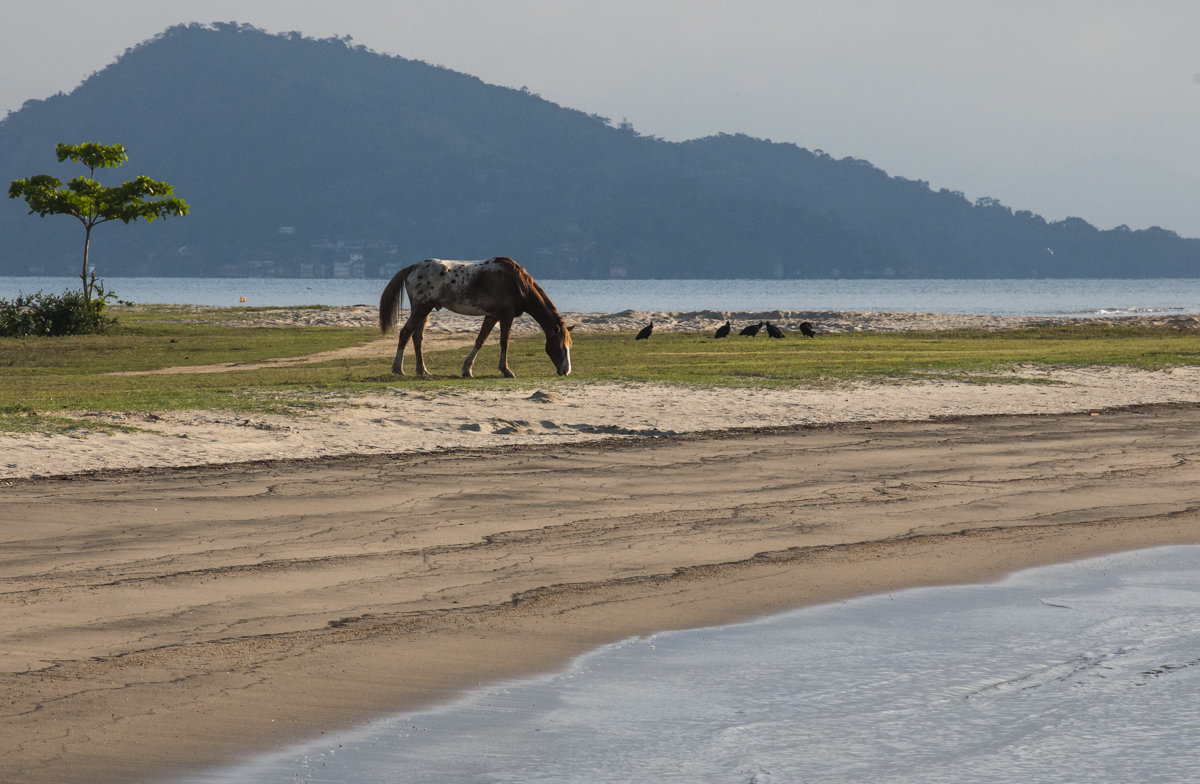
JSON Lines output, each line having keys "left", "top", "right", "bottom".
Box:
{"left": 180, "top": 546, "right": 1200, "bottom": 784}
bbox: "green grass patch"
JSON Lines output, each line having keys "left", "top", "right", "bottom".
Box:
{"left": 556, "top": 323, "right": 1200, "bottom": 385}
{"left": 0, "top": 306, "right": 380, "bottom": 414}
{"left": 0, "top": 406, "right": 145, "bottom": 437}
{"left": 3, "top": 313, "right": 1200, "bottom": 435}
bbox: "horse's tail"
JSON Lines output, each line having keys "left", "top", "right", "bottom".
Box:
{"left": 379, "top": 265, "right": 415, "bottom": 333}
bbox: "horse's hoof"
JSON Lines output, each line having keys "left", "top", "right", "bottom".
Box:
{"left": 502, "top": 370, "right": 516, "bottom": 379}
{"left": 462, "top": 371, "right": 473, "bottom": 379}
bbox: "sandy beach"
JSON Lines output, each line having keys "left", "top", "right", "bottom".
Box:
{"left": 4, "top": 310, "right": 1200, "bottom": 783}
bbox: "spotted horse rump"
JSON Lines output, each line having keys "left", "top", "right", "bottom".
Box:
{"left": 379, "top": 257, "right": 572, "bottom": 378}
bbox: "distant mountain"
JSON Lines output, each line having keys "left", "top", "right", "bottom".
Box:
{"left": 2, "top": 22, "right": 1198, "bottom": 279}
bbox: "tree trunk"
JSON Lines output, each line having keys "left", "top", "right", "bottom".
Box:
{"left": 81, "top": 224, "right": 93, "bottom": 309}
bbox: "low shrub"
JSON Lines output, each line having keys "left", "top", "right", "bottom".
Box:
{"left": 0, "top": 284, "right": 117, "bottom": 337}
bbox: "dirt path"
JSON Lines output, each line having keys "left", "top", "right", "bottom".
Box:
{"left": 108, "top": 335, "right": 478, "bottom": 375}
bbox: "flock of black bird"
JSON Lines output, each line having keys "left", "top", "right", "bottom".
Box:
{"left": 635, "top": 319, "right": 817, "bottom": 340}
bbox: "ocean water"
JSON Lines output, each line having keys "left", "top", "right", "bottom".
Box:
{"left": 4, "top": 276, "right": 1200, "bottom": 316}
{"left": 181, "top": 546, "right": 1200, "bottom": 784}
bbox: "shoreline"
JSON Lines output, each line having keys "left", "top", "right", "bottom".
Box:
{"left": 109, "top": 302, "right": 1200, "bottom": 333}
{"left": 5, "top": 312, "right": 1200, "bottom": 782}
{"left": 5, "top": 408, "right": 1200, "bottom": 783}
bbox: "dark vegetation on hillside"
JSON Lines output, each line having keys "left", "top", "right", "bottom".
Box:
{"left": 3, "top": 22, "right": 1197, "bottom": 279}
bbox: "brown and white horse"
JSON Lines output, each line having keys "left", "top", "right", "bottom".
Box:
{"left": 379, "top": 257, "right": 572, "bottom": 378}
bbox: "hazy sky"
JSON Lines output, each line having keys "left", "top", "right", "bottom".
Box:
{"left": 5, "top": 1, "right": 1200, "bottom": 236}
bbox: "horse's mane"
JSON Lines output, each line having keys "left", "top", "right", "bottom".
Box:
{"left": 493, "top": 257, "right": 568, "bottom": 334}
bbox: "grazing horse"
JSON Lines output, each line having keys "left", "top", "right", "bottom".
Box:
{"left": 379, "top": 257, "right": 572, "bottom": 378}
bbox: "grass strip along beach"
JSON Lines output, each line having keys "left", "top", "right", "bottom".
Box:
{"left": 5, "top": 306, "right": 1200, "bottom": 418}
{"left": 4, "top": 305, "right": 1200, "bottom": 783}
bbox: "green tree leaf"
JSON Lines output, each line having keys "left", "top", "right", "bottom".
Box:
{"left": 8, "top": 142, "right": 190, "bottom": 315}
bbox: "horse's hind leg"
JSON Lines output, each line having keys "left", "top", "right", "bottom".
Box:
{"left": 393, "top": 306, "right": 432, "bottom": 376}
{"left": 497, "top": 318, "right": 515, "bottom": 378}
{"left": 462, "top": 316, "right": 498, "bottom": 378}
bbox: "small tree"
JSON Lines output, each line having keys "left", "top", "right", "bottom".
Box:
{"left": 8, "top": 142, "right": 189, "bottom": 309}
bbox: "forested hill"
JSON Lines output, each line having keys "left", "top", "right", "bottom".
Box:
{"left": 2, "top": 22, "right": 1197, "bottom": 279}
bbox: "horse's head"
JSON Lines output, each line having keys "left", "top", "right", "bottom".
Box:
{"left": 546, "top": 325, "right": 572, "bottom": 376}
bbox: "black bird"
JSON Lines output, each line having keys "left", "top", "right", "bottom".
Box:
{"left": 714, "top": 320, "right": 732, "bottom": 339}
{"left": 765, "top": 322, "right": 785, "bottom": 339}
{"left": 739, "top": 321, "right": 765, "bottom": 337}
{"left": 635, "top": 321, "right": 654, "bottom": 340}
{"left": 799, "top": 321, "right": 816, "bottom": 338}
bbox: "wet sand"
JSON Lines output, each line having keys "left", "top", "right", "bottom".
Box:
{"left": 4, "top": 310, "right": 1200, "bottom": 783}
{"left": 5, "top": 406, "right": 1200, "bottom": 783}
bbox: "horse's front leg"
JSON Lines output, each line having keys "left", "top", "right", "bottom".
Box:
{"left": 497, "top": 318, "right": 515, "bottom": 378}
{"left": 393, "top": 307, "right": 432, "bottom": 376}
{"left": 462, "top": 316, "right": 498, "bottom": 378}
